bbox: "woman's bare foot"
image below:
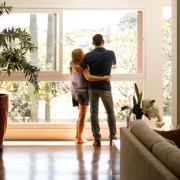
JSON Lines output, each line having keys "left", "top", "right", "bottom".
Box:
{"left": 75, "top": 136, "right": 78, "bottom": 140}
{"left": 76, "top": 139, "right": 88, "bottom": 144}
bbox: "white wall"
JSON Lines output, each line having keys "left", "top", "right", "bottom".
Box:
{"left": 4, "top": 0, "right": 172, "bottom": 139}
{"left": 6, "top": 0, "right": 170, "bottom": 8}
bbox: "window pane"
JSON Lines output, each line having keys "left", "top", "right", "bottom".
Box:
{"left": 63, "top": 11, "right": 142, "bottom": 74}
{"left": 2, "top": 81, "right": 142, "bottom": 123}
{"left": 2, "top": 82, "right": 76, "bottom": 123}
{"left": 162, "top": 7, "right": 172, "bottom": 126}
{"left": 0, "top": 13, "right": 59, "bottom": 71}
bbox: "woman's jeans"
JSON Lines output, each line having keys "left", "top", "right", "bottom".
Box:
{"left": 88, "top": 89, "right": 117, "bottom": 140}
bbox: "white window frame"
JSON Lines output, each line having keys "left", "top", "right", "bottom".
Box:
{"left": 3, "top": 7, "right": 147, "bottom": 140}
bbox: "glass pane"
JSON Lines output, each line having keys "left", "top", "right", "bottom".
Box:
{"left": 162, "top": 7, "right": 172, "bottom": 126}
{"left": 1, "top": 82, "right": 76, "bottom": 123}
{"left": 1, "top": 81, "right": 142, "bottom": 123}
{"left": 63, "top": 10, "right": 141, "bottom": 74}
{"left": 0, "top": 13, "right": 59, "bottom": 71}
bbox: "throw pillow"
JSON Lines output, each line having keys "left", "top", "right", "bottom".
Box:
{"left": 154, "top": 129, "right": 180, "bottom": 149}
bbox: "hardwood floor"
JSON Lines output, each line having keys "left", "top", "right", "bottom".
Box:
{"left": 0, "top": 141, "right": 120, "bottom": 180}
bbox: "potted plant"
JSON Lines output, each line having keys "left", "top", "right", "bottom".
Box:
{"left": 0, "top": 2, "right": 40, "bottom": 151}
{"left": 121, "top": 83, "right": 165, "bottom": 128}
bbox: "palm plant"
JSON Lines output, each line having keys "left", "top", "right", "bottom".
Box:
{"left": 0, "top": 2, "right": 40, "bottom": 93}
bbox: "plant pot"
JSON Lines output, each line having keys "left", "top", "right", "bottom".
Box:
{"left": 0, "top": 94, "right": 8, "bottom": 151}
{"left": 135, "top": 112, "right": 143, "bottom": 120}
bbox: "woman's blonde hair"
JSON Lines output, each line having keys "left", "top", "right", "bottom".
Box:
{"left": 70, "top": 48, "right": 83, "bottom": 73}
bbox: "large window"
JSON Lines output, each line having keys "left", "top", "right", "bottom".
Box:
{"left": 0, "top": 9, "right": 145, "bottom": 124}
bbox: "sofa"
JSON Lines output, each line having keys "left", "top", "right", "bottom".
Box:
{"left": 120, "top": 120, "right": 180, "bottom": 180}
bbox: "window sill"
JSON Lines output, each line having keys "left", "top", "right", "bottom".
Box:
{"left": 7, "top": 122, "right": 126, "bottom": 129}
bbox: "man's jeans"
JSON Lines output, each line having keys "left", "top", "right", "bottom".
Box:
{"left": 88, "top": 89, "right": 117, "bottom": 140}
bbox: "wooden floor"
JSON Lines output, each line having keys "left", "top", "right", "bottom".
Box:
{"left": 0, "top": 141, "right": 120, "bottom": 180}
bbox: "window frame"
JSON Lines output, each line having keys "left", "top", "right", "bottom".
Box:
{"left": 2, "top": 7, "right": 147, "bottom": 132}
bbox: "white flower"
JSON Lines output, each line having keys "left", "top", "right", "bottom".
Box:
{"left": 141, "top": 98, "right": 164, "bottom": 128}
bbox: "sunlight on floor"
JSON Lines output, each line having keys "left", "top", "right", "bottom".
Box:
{"left": 3, "top": 141, "right": 110, "bottom": 146}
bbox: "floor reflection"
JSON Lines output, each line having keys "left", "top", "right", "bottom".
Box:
{"left": 0, "top": 151, "right": 5, "bottom": 180}
{"left": 0, "top": 142, "right": 120, "bottom": 180}
{"left": 76, "top": 144, "right": 86, "bottom": 175}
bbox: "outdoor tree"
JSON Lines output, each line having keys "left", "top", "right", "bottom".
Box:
{"left": 29, "top": 14, "right": 39, "bottom": 122}
{"left": 45, "top": 14, "right": 53, "bottom": 122}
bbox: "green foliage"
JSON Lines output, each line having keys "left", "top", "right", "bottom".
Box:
{"left": 0, "top": 27, "right": 37, "bottom": 52}
{"left": 1, "top": 81, "right": 73, "bottom": 122}
{"left": 118, "top": 12, "right": 137, "bottom": 28}
{"left": 0, "top": 2, "right": 12, "bottom": 16}
{"left": 0, "top": 3, "right": 40, "bottom": 93}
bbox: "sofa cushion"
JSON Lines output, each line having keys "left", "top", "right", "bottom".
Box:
{"left": 130, "top": 120, "right": 166, "bottom": 151}
{"left": 154, "top": 129, "right": 180, "bottom": 149}
{"left": 152, "top": 141, "right": 180, "bottom": 179}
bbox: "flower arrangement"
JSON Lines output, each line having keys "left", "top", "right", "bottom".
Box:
{"left": 121, "top": 83, "right": 165, "bottom": 128}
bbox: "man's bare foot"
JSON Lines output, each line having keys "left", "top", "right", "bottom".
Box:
{"left": 76, "top": 139, "right": 88, "bottom": 144}
{"left": 75, "top": 136, "right": 78, "bottom": 140}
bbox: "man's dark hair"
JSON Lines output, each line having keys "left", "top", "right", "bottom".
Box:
{"left": 93, "top": 34, "right": 103, "bottom": 46}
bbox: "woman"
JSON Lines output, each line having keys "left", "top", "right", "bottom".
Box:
{"left": 70, "top": 48, "right": 110, "bottom": 144}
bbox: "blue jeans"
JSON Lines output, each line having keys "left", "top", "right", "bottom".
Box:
{"left": 88, "top": 89, "right": 117, "bottom": 140}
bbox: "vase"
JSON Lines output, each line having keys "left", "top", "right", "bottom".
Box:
{"left": 0, "top": 94, "right": 8, "bottom": 151}
{"left": 135, "top": 113, "right": 143, "bottom": 120}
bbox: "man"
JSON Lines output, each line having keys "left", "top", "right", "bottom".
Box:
{"left": 70, "top": 34, "right": 117, "bottom": 147}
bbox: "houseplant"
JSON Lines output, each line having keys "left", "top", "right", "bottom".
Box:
{"left": 121, "top": 83, "right": 165, "bottom": 128}
{"left": 0, "top": 2, "right": 40, "bottom": 151}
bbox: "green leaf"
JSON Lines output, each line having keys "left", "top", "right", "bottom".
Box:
{"left": 137, "top": 92, "right": 142, "bottom": 105}
{"left": 133, "top": 96, "right": 137, "bottom": 105}
{"left": 151, "top": 100, "right": 155, "bottom": 105}
{"left": 135, "top": 83, "right": 140, "bottom": 98}
{"left": 121, "top": 106, "right": 132, "bottom": 111}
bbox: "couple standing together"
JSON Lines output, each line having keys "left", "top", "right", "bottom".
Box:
{"left": 70, "top": 34, "right": 117, "bottom": 147}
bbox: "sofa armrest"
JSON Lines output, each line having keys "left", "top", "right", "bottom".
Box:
{"left": 120, "top": 127, "right": 178, "bottom": 180}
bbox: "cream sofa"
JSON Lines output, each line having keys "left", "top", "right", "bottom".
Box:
{"left": 120, "top": 120, "right": 180, "bottom": 180}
